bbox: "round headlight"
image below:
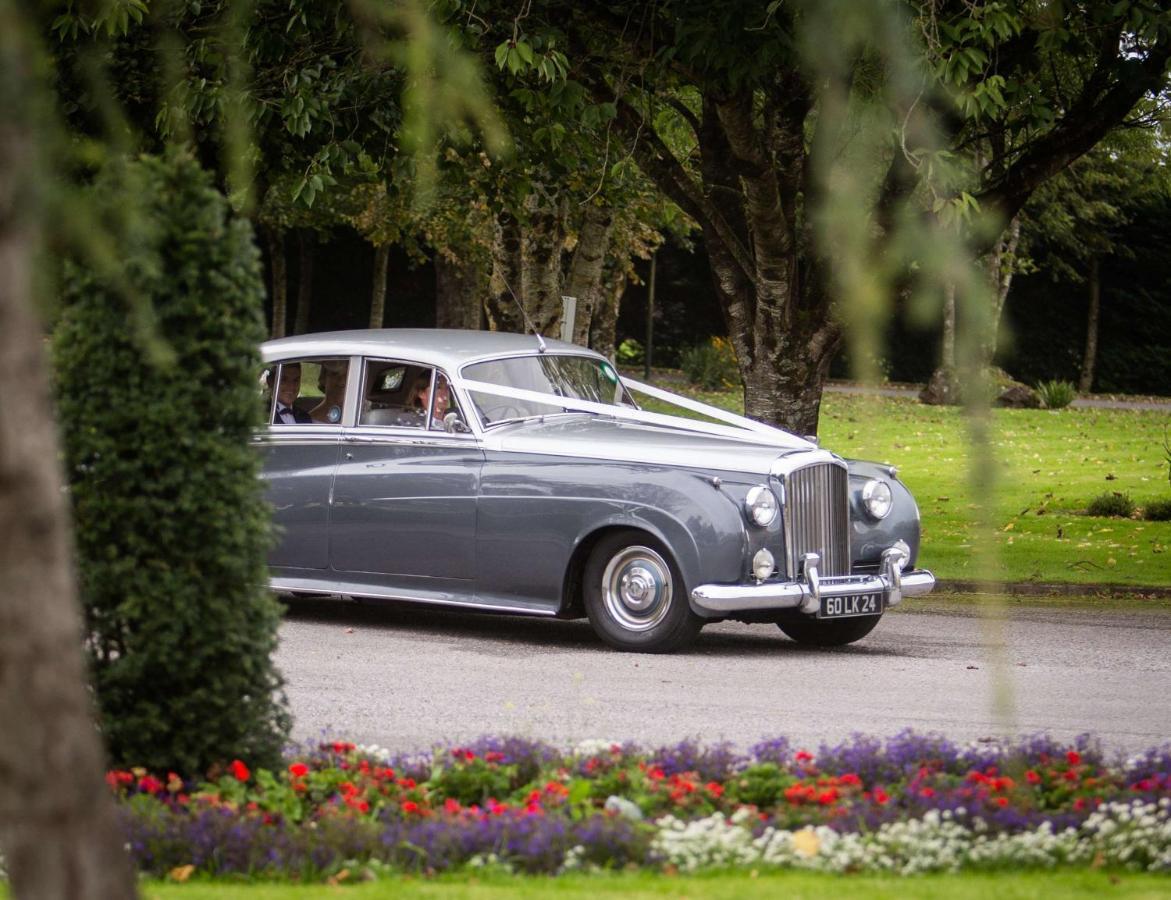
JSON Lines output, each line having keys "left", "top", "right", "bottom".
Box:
{"left": 752, "top": 548, "right": 775, "bottom": 581}
{"left": 745, "top": 485, "right": 778, "bottom": 527}
{"left": 862, "top": 479, "right": 893, "bottom": 520}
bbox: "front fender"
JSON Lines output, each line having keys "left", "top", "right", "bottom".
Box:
{"left": 847, "top": 459, "right": 922, "bottom": 568}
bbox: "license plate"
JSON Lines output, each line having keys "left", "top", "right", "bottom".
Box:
{"left": 818, "top": 592, "right": 883, "bottom": 619}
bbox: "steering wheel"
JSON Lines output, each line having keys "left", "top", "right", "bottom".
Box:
{"left": 486, "top": 403, "right": 525, "bottom": 422}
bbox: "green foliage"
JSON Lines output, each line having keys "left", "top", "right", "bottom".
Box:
{"left": 1035, "top": 380, "right": 1076, "bottom": 410}
{"left": 1085, "top": 492, "right": 1136, "bottom": 519}
{"left": 53, "top": 150, "right": 290, "bottom": 775}
{"left": 616, "top": 339, "right": 644, "bottom": 366}
{"left": 430, "top": 755, "right": 519, "bottom": 806}
{"left": 729, "top": 763, "right": 791, "bottom": 808}
{"left": 679, "top": 337, "right": 740, "bottom": 391}
{"left": 1144, "top": 499, "right": 1171, "bottom": 522}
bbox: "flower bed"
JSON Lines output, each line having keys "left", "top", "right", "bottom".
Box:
{"left": 104, "top": 731, "right": 1171, "bottom": 880}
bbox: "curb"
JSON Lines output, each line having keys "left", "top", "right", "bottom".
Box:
{"left": 935, "top": 579, "right": 1171, "bottom": 598}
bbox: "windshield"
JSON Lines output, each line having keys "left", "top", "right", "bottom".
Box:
{"left": 462, "top": 354, "right": 635, "bottom": 426}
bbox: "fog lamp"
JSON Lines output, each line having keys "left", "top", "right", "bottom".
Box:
{"left": 752, "top": 549, "right": 775, "bottom": 581}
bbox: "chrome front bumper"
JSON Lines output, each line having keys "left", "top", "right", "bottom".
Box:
{"left": 690, "top": 548, "right": 935, "bottom": 617}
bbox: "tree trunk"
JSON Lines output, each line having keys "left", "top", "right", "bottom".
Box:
{"left": 266, "top": 226, "right": 287, "bottom": 338}
{"left": 486, "top": 199, "right": 568, "bottom": 337}
{"left": 740, "top": 328, "right": 839, "bottom": 436}
{"left": 519, "top": 197, "right": 567, "bottom": 335}
{"left": 370, "top": 243, "right": 389, "bottom": 328}
{"left": 0, "top": 20, "right": 138, "bottom": 898}
{"left": 293, "top": 229, "right": 314, "bottom": 334}
{"left": 941, "top": 282, "right": 956, "bottom": 369}
{"left": 565, "top": 204, "right": 613, "bottom": 346}
{"left": 486, "top": 210, "right": 525, "bottom": 333}
{"left": 590, "top": 264, "right": 627, "bottom": 362}
{"left": 435, "top": 253, "right": 483, "bottom": 329}
{"left": 1079, "top": 256, "right": 1100, "bottom": 393}
{"left": 980, "top": 214, "right": 1021, "bottom": 364}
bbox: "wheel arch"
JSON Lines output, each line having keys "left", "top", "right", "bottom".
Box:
{"left": 559, "top": 519, "right": 692, "bottom": 618}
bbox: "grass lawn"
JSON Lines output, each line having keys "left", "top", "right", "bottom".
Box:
{"left": 123, "top": 870, "right": 1171, "bottom": 899}
{"left": 638, "top": 385, "right": 1171, "bottom": 588}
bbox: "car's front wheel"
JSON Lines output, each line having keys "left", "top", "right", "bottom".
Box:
{"left": 777, "top": 614, "right": 881, "bottom": 647}
{"left": 583, "top": 530, "right": 703, "bottom": 653}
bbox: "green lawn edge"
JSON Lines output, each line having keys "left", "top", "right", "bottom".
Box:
{"left": 118, "top": 869, "right": 1171, "bottom": 899}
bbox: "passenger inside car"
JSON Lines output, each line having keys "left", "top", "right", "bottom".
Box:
{"left": 309, "top": 360, "right": 348, "bottom": 424}
{"left": 269, "top": 363, "right": 312, "bottom": 425}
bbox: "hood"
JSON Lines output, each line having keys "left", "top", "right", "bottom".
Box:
{"left": 485, "top": 414, "right": 822, "bottom": 478}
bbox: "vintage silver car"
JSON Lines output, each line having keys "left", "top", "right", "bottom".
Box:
{"left": 258, "top": 329, "right": 934, "bottom": 652}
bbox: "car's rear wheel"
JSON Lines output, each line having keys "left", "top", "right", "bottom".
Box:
{"left": 583, "top": 530, "right": 703, "bottom": 653}
{"left": 777, "top": 614, "right": 881, "bottom": 646}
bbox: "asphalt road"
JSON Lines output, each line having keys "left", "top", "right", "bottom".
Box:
{"left": 276, "top": 598, "right": 1171, "bottom": 757}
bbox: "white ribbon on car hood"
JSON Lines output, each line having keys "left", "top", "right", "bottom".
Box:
{"left": 456, "top": 375, "right": 814, "bottom": 451}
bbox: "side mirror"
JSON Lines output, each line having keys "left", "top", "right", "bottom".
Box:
{"left": 443, "top": 411, "right": 470, "bottom": 434}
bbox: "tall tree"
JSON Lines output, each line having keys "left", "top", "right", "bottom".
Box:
{"left": 1019, "top": 126, "right": 1169, "bottom": 391}
{"left": 460, "top": 0, "right": 1171, "bottom": 432}
{"left": 0, "top": 5, "right": 137, "bottom": 898}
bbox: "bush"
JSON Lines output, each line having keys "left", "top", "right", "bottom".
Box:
{"left": 1143, "top": 498, "right": 1171, "bottom": 521}
{"left": 1035, "top": 379, "right": 1077, "bottom": 409}
{"left": 53, "top": 150, "right": 289, "bottom": 775}
{"left": 1085, "top": 492, "right": 1136, "bottom": 518}
{"left": 615, "top": 338, "right": 644, "bottom": 366}
{"left": 679, "top": 336, "right": 740, "bottom": 390}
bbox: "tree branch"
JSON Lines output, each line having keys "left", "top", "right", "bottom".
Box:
{"left": 973, "top": 31, "right": 1171, "bottom": 247}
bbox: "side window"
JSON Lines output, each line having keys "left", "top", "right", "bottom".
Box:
{"left": 269, "top": 358, "right": 349, "bottom": 426}
{"left": 359, "top": 360, "right": 466, "bottom": 432}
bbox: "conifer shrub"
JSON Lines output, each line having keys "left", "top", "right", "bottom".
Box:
{"left": 1144, "top": 498, "right": 1171, "bottom": 521}
{"left": 53, "top": 150, "right": 289, "bottom": 775}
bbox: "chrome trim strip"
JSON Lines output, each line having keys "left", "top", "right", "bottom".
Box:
{"left": 690, "top": 557, "right": 934, "bottom": 616}
{"left": 271, "top": 578, "right": 558, "bottom": 617}
{"left": 341, "top": 428, "right": 479, "bottom": 446}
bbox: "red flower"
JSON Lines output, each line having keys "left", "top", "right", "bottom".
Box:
{"left": 873, "top": 788, "right": 889, "bottom": 806}
{"left": 1025, "top": 770, "right": 1042, "bottom": 785}
{"left": 444, "top": 798, "right": 461, "bottom": 814}
{"left": 839, "top": 773, "right": 861, "bottom": 787}
{"left": 229, "top": 760, "right": 250, "bottom": 782}
{"left": 331, "top": 741, "right": 355, "bottom": 754}
{"left": 357, "top": 800, "right": 370, "bottom": 814}
{"left": 484, "top": 751, "right": 505, "bottom": 763}
{"left": 1074, "top": 797, "right": 1087, "bottom": 811}
{"left": 795, "top": 750, "right": 814, "bottom": 763}
{"left": 995, "top": 796, "right": 1009, "bottom": 808}
{"left": 817, "top": 788, "right": 839, "bottom": 806}
{"left": 1063, "top": 770, "right": 1079, "bottom": 783}
{"left": 1066, "top": 750, "right": 1082, "bottom": 766}
{"left": 918, "top": 787, "right": 935, "bottom": 799}
{"left": 137, "top": 775, "right": 163, "bottom": 794}
{"left": 705, "top": 781, "right": 724, "bottom": 797}
{"left": 647, "top": 766, "right": 665, "bottom": 781}
{"left": 288, "top": 762, "right": 309, "bottom": 779}
{"left": 401, "top": 800, "right": 420, "bottom": 814}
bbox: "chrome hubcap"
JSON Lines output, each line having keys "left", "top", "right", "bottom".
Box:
{"left": 601, "top": 546, "right": 673, "bottom": 632}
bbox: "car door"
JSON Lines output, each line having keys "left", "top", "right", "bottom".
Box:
{"left": 328, "top": 360, "right": 483, "bottom": 591}
{"left": 256, "top": 357, "right": 350, "bottom": 571}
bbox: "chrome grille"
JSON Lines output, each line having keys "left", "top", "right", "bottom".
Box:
{"left": 783, "top": 462, "right": 850, "bottom": 577}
